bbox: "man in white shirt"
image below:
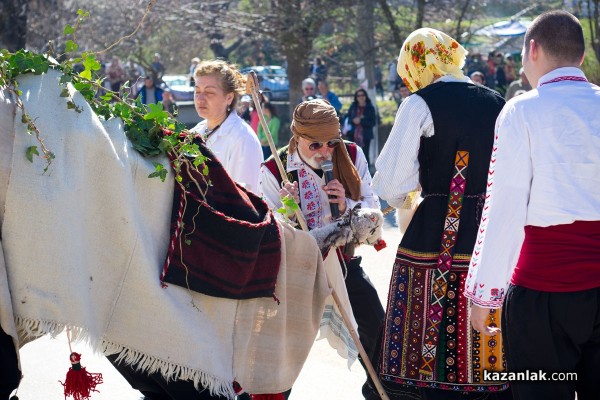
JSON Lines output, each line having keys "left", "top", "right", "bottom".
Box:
{"left": 466, "top": 10, "right": 600, "bottom": 400}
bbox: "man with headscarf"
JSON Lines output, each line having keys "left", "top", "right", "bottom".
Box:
{"left": 259, "top": 99, "right": 385, "bottom": 400}
{"left": 372, "top": 29, "right": 511, "bottom": 399}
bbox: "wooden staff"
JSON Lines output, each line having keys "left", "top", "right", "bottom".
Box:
{"left": 246, "top": 71, "right": 390, "bottom": 400}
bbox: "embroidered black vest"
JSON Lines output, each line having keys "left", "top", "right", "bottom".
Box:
{"left": 400, "top": 82, "right": 505, "bottom": 260}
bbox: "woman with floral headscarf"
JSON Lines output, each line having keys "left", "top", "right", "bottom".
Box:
{"left": 372, "top": 29, "right": 512, "bottom": 399}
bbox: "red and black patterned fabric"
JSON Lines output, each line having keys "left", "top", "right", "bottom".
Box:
{"left": 161, "top": 140, "right": 281, "bottom": 300}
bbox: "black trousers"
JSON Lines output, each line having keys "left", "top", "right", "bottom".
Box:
{"left": 0, "top": 324, "right": 20, "bottom": 399}
{"left": 106, "top": 354, "right": 229, "bottom": 400}
{"left": 345, "top": 256, "right": 385, "bottom": 358}
{"left": 502, "top": 284, "right": 600, "bottom": 400}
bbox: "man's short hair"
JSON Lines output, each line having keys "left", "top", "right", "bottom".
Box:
{"left": 524, "top": 10, "right": 584, "bottom": 64}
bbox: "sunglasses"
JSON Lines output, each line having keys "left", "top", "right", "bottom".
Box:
{"left": 308, "top": 138, "right": 342, "bottom": 151}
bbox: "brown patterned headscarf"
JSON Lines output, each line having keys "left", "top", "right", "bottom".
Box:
{"left": 289, "top": 99, "right": 361, "bottom": 201}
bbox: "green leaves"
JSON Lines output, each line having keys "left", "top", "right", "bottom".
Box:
{"left": 149, "top": 162, "right": 169, "bottom": 182}
{"left": 65, "top": 40, "right": 78, "bottom": 53}
{"left": 1, "top": 7, "right": 208, "bottom": 186}
{"left": 26, "top": 146, "right": 39, "bottom": 163}
{"left": 2, "top": 50, "right": 50, "bottom": 81}
{"left": 63, "top": 24, "right": 75, "bottom": 35}
{"left": 277, "top": 194, "right": 300, "bottom": 217}
{"left": 79, "top": 53, "right": 101, "bottom": 80}
{"left": 144, "top": 102, "right": 169, "bottom": 124}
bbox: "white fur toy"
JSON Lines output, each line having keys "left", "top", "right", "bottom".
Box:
{"left": 309, "top": 205, "right": 387, "bottom": 256}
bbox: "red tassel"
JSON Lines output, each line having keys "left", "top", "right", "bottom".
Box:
{"left": 250, "top": 394, "right": 285, "bottom": 400}
{"left": 59, "top": 352, "right": 103, "bottom": 400}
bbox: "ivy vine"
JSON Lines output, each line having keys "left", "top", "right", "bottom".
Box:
{"left": 0, "top": 6, "right": 206, "bottom": 182}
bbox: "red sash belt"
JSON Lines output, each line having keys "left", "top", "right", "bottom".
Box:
{"left": 512, "top": 220, "right": 600, "bottom": 292}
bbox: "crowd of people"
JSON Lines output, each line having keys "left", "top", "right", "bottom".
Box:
{"left": 181, "top": 10, "right": 597, "bottom": 400}
{"left": 3, "top": 9, "right": 598, "bottom": 400}
{"left": 169, "top": 11, "right": 596, "bottom": 400}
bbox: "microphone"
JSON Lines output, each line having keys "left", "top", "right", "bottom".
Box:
{"left": 321, "top": 160, "right": 340, "bottom": 219}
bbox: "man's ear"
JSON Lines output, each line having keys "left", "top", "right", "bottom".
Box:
{"left": 579, "top": 52, "right": 585, "bottom": 66}
{"left": 528, "top": 39, "right": 538, "bottom": 61}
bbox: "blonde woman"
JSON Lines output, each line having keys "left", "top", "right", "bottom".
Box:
{"left": 191, "top": 60, "right": 263, "bottom": 193}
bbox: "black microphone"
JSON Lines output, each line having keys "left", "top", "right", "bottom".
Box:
{"left": 321, "top": 159, "right": 340, "bottom": 219}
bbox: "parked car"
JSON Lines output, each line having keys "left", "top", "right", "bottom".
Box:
{"left": 162, "top": 74, "right": 195, "bottom": 102}
{"left": 240, "top": 65, "right": 289, "bottom": 101}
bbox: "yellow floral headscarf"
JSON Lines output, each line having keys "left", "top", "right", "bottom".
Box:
{"left": 397, "top": 28, "right": 467, "bottom": 93}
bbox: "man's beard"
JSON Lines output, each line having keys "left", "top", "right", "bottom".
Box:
{"left": 299, "top": 150, "right": 330, "bottom": 170}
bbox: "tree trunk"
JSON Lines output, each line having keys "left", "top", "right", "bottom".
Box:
{"left": 0, "top": 0, "right": 28, "bottom": 51}
{"left": 377, "top": 0, "right": 403, "bottom": 54}
{"left": 357, "top": 0, "right": 378, "bottom": 163}
{"left": 283, "top": 41, "right": 311, "bottom": 120}
{"left": 454, "top": 0, "right": 471, "bottom": 40}
{"left": 415, "top": 0, "right": 426, "bottom": 30}
{"left": 593, "top": 0, "right": 600, "bottom": 63}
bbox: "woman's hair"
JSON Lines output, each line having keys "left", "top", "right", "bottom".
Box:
{"left": 194, "top": 59, "right": 247, "bottom": 109}
{"left": 262, "top": 100, "right": 278, "bottom": 118}
{"left": 353, "top": 88, "right": 372, "bottom": 105}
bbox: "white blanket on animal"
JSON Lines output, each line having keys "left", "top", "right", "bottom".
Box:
{"left": 0, "top": 71, "right": 359, "bottom": 397}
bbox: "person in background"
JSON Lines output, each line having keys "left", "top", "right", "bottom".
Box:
{"left": 505, "top": 67, "right": 532, "bottom": 100}
{"left": 299, "top": 77, "right": 320, "bottom": 104}
{"left": 495, "top": 52, "right": 507, "bottom": 95}
{"left": 470, "top": 70, "right": 486, "bottom": 85}
{"left": 504, "top": 54, "right": 517, "bottom": 84}
{"left": 189, "top": 57, "right": 200, "bottom": 87}
{"left": 150, "top": 52, "right": 165, "bottom": 84}
{"left": 138, "top": 75, "right": 163, "bottom": 105}
{"left": 191, "top": 60, "right": 263, "bottom": 193}
{"left": 249, "top": 93, "right": 268, "bottom": 134}
{"left": 317, "top": 80, "right": 342, "bottom": 116}
{"left": 124, "top": 59, "right": 145, "bottom": 89}
{"left": 392, "top": 81, "right": 411, "bottom": 106}
{"left": 466, "top": 10, "right": 600, "bottom": 400}
{"left": 387, "top": 59, "right": 400, "bottom": 95}
{"left": 310, "top": 56, "right": 328, "bottom": 84}
{"left": 345, "top": 88, "right": 376, "bottom": 166}
{"left": 161, "top": 88, "right": 177, "bottom": 115}
{"left": 372, "top": 27, "right": 511, "bottom": 400}
{"left": 107, "top": 56, "right": 126, "bottom": 93}
{"left": 485, "top": 51, "right": 497, "bottom": 90}
{"left": 257, "top": 100, "right": 280, "bottom": 160}
{"left": 238, "top": 94, "right": 252, "bottom": 124}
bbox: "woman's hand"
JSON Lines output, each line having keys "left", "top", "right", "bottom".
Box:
{"left": 323, "top": 179, "right": 347, "bottom": 214}
{"left": 352, "top": 117, "right": 361, "bottom": 125}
